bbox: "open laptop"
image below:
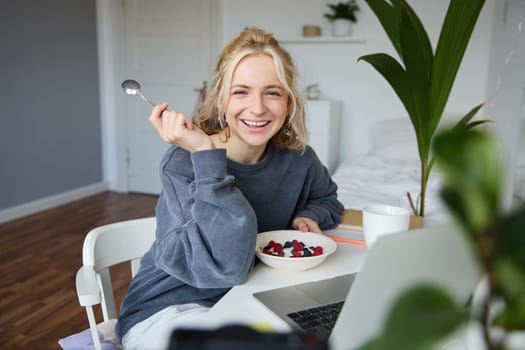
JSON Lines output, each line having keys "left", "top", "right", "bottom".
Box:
{"left": 253, "top": 224, "right": 481, "bottom": 350}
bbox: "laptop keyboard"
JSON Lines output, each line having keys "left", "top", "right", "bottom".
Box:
{"left": 286, "top": 301, "right": 344, "bottom": 339}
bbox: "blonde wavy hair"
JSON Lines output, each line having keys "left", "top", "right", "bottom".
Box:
{"left": 194, "top": 28, "right": 308, "bottom": 150}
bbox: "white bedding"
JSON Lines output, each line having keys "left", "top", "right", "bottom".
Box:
{"left": 332, "top": 116, "right": 525, "bottom": 224}
{"left": 332, "top": 154, "right": 449, "bottom": 223}
{"left": 331, "top": 116, "right": 449, "bottom": 224}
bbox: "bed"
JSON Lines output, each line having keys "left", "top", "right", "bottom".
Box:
{"left": 331, "top": 117, "right": 525, "bottom": 225}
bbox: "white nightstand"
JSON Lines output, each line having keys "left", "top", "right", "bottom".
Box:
{"left": 305, "top": 100, "right": 341, "bottom": 173}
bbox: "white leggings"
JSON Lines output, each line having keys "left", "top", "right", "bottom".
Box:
{"left": 121, "top": 303, "right": 210, "bottom": 350}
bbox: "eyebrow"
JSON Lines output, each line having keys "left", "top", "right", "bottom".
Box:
{"left": 231, "top": 84, "right": 284, "bottom": 90}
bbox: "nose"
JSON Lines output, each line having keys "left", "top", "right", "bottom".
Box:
{"left": 249, "top": 94, "right": 266, "bottom": 115}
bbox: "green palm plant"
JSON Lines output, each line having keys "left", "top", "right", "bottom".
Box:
{"left": 359, "top": 0, "right": 489, "bottom": 217}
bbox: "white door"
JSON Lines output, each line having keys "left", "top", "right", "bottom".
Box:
{"left": 123, "top": 0, "right": 219, "bottom": 194}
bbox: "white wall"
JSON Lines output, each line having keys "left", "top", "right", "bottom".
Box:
{"left": 484, "top": 0, "right": 525, "bottom": 208}
{"left": 222, "top": 0, "right": 497, "bottom": 162}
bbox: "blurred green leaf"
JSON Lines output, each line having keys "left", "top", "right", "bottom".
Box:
{"left": 440, "top": 187, "right": 477, "bottom": 235}
{"left": 433, "top": 129, "right": 502, "bottom": 233}
{"left": 496, "top": 205, "right": 525, "bottom": 269}
{"left": 493, "top": 205, "right": 525, "bottom": 324}
{"left": 494, "top": 257, "right": 525, "bottom": 302}
{"left": 361, "top": 285, "right": 467, "bottom": 350}
{"left": 493, "top": 292, "right": 525, "bottom": 330}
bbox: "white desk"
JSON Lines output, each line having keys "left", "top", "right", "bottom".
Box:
{"left": 203, "top": 240, "right": 367, "bottom": 330}
{"left": 186, "top": 229, "right": 525, "bottom": 350}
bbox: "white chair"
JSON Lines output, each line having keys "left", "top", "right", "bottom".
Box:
{"left": 75, "top": 217, "right": 156, "bottom": 350}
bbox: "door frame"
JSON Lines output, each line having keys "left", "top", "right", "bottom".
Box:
{"left": 95, "top": 0, "right": 223, "bottom": 192}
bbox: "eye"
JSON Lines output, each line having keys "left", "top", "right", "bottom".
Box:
{"left": 232, "top": 89, "right": 247, "bottom": 96}
{"left": 266, "top": 90, "right": 282, "bottom": 97}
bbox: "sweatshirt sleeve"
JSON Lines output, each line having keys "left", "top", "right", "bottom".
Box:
{"left": 294, "top": 148, "right": 345, "bottom": 230}
{"left": 152, "top": 147, "right": 258, "bottom": 289}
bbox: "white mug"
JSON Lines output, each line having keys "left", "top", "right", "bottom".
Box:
{"left": 362, "top": 204, "right": 411, "bottom": 248}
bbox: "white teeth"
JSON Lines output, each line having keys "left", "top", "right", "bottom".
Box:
{"left": 243, "top": 120, "right": 269, "bottom": 127}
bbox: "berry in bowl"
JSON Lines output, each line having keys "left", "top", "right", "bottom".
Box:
{"left": 255, "top": 230, "right": 337, "bottom": 271}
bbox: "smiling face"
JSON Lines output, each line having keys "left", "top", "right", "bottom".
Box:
{"left": 223, "top": 54, "right": 289, "bottom": 159}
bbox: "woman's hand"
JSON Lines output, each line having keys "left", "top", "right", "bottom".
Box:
{"left": 292, "top": 217, "right": 322, "bottom": 233}
{"left": 149, "top": 102, "right": 214, "bottom": 152}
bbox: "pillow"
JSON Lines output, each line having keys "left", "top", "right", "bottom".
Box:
{"left": 370, "top": 117, "right": 415, "bottom": 148}
{"left": 369, "top": 113, "right": 463, "bottom": 163}
{"left": 370, "top": 117, "right": 419, "bottom": 163}
{"left": 373, "top": 142, "right": 420, "bottom": 163}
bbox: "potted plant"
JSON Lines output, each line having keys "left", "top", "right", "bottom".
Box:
{"left": 360, "top": 128, "right": 525, "bottom": 350}
{"left": 358, "top": 0, "right": 490, "bottom": 218}
{"left": 324, "top": 1, "right": 360, "bottom": 37}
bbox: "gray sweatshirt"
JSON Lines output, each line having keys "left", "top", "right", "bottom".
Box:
{"left": 115, "top": 143, "right": 344, "bottom": 340}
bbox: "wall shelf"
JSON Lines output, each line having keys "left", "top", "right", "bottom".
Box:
{"left": 279, "top": 36, "right": 367, "bottom": 44}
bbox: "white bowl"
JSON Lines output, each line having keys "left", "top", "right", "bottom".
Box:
{"left": 255, "top": 230, "right": 337, "bottom": 271}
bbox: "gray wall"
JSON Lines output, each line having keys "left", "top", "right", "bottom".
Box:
{"left": 1, "top": 0, "right": 102, "bottom": 209}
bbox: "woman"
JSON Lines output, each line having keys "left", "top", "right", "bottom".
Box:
{"left": 116, "top": 28, "right": 344, "bottom": 350}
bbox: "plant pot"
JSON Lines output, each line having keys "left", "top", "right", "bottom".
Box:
{"left": 331, "top": 19, "right": 352, "bottom": 37}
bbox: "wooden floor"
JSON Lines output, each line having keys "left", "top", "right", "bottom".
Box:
{"left": 0, "top": 191, "right": 159, "bottom": 350}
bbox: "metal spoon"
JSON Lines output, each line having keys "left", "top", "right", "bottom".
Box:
{"left": 121, "top": 79, "right": 156, "bottom": 106}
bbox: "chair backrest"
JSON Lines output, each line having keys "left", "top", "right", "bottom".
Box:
{"left": 82, "top": 217, "right": 156, "bottom": 320}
